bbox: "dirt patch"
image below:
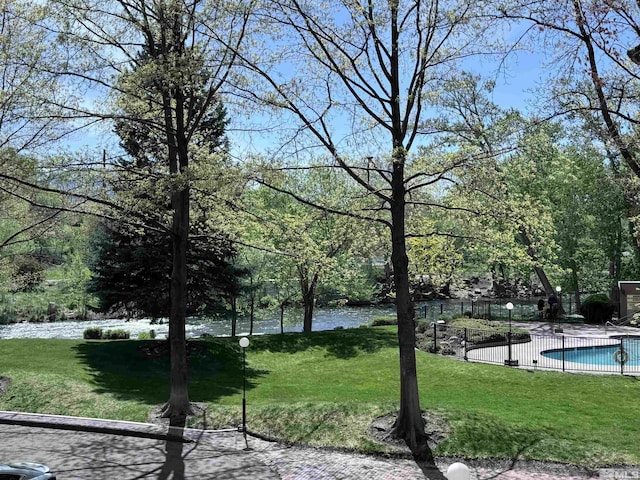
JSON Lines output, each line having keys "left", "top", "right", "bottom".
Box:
{"left": 0, "top": 376, "right": 10, "bottom": 396}
{"left": 369, "top": 410, "right": 451, "bottom": 453}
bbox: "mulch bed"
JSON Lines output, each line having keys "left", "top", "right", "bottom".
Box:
{"left": 369, "top": 410, "right": 451, "bottom": 453}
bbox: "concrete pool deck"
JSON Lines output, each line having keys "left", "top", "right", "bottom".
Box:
{"left": 464, "top": 321, "right": 640, "bottom": 375}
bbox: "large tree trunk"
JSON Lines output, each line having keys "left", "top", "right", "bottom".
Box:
{"left": 388, "top": 160, "right": 432, "bottom": 462}
{"left": 302, "top": 294, "right": 314, "bottom": 333}
{"left": 162, "top": 80, "right": 192, "bottom": 418}
{"left": 164, "top": 185, "right": 192, "bottom": 418}
{"left": 280, "top": 303, "right": 285, "bottom": 334}
{"left": 533, "top": 265, "right": 554, "bottom": 297}
{"left": 300, "top": 269, "right": 318, "bottom": 333}
{"left": 519, "top": 229, "right": 566, "bottom": 314}
{"left": 302, "top": 276, "right": 318, "bottom": 333}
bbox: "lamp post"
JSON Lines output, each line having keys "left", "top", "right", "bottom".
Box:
{"left": 554, "top": 286, "right": 563, "bottom": 333}
{"left": 504, "top": 302, "right": 518, "bottom": 366}
{"left": 239, "top": 336, "right": 250, "bottom": 448}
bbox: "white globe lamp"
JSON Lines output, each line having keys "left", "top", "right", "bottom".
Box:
{"left": 446, "top": 462, "right": 470, "bottom": 480}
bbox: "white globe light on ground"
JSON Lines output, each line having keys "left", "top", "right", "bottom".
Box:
{"left": 506, "top": 302, "right": 514, "bottom": 311}
{"left": 446, "top": 462, "right": 471, "bottom": 480}
{"left": 239, "top": 337, "right": 250, "bottom": 348}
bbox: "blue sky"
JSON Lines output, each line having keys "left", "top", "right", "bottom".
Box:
{"left": 60, "top": 36, "right": 549, "bottom": 161}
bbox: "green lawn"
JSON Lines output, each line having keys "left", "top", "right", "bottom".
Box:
{"left": 0, "top": 328, "right": 638, "bottom": 467}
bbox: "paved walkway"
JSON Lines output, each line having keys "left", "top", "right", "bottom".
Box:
{"left": 0, "top": 411, "right": 613, "bottom": 479}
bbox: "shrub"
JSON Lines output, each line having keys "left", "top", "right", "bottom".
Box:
{"left": 12, "top": 255, "right": 45, "bottom": 292}
{"left": 426, "top": 343, "right": 439, "bottom": 353}
{"left": 415, "top": 321, "right": 431, "bottom": 334}
{"left": 104, "top": 329, "right": 130, "bottom": 340}
{"left": 441, "top": 346, "right": 456, "bottom": 356}
{"left": 580, "top": 294, "right": 615, "bottom": 324}
{"left": 475, "top": 332, "right": 507, "bottom": 345}
{"left": 370, "top": 316, "right": 397, "bottom": 326}
{"left": 258, "top": 295, "right": 278, "bottom": 309}
{"left": 472, "top": 331, "right": 530, "bottom": 347}
{"left": 84, "top": 327, "right": 103, "bottom": 339}
{"left": 0, "top": 311, "right": 12, "bottom": 325}
{"left": 138, "top": 329, "right": 156, "bottom": 340}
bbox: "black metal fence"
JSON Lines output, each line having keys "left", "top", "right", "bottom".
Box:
{"left": 417, "top": 297, "right": 591, "bottom": 323}
{"left": 419, "top": 323, "right": 640, "bottom": 376}
{"left": 417, "top": 300, "right": 540, "bottom": 322}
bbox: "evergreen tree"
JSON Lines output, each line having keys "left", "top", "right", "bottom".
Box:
{"left": 89, "top": 221, "right": 240, "bottom": 318}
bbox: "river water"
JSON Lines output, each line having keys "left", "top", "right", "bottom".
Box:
{"left": 0, "top": 305, "right": 398, "bottom": 340}
{"left": 0, "top": 299, "right": 538, "bottom": 339}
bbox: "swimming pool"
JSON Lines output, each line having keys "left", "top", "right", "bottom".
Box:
{"left": 542, "top": 337, "right": 640, "bottom": 366}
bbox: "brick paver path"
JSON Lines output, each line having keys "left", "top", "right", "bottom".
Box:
{"left": 0, "top": 411, "right": 612, "bottom": 479}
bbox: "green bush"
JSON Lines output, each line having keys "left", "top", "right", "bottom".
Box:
{"left": 0, "top": 310, "right": 14, "bottom": 324}
{"left": 583, "top": 293, "right": 609, "bottom": 305}
{"left": 415, "top": 321, "right": 431, "bottom": 334}
{"left": 258, "top": 295, "right": 278, "bottom": 309}
{"left": 104, "top": 329, "right": 130, "bottom": 340}
{"left": 449, "top": 318, "right": 504, "bottom": 329}
{"left": 580, "top": 294, "right": 615, "bottom": 324}
{"left": 137, "top": 330, "right": 156, "bottom": 340}
{"left": 12, "top": 255, "right": 46, "bottom": 292}
{"left": 472, "top": 331, "right": 530, "bottom": 346}
{"left": 83, "top": 327, "right": 103, "bottom": 339}
{"left": 370, "top": 315, "right": 397, "bottom": 326}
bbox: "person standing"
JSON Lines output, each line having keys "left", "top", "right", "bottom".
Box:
{"left": 548, "top": 293, "right": 558, "bottom": 318}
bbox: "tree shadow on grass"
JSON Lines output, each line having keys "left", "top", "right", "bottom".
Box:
{"left": 440, "top": 412, "right": 545, "bottom": 480}
{"left": 73, "top": 328, "right": 396, "bottom": 405}
{"left": 72, "top": 339, "right": 267, "bottom": 405}
{"left": 245, "top": 327, "right": 399, "bottom": 359}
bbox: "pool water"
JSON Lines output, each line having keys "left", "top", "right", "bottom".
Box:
{"left": 542, "top": 339, "right": 640, "bottom": 366}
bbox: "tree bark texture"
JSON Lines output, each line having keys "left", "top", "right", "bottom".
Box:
{"left": 162, "top": 47, "right": 192, "bottom": 417}
{"left": 280, "top": 303, "right": 285, "bottom": 334}
{"left": 165, "top": 185, "right": 192, "bottom": 417}
{"left": 388, "top": 160, "right": 431, "bottom": 460}
{"left": 519, "top": 228, "right": 568, "bottom": 316}
{"left": 300, "top": 269, "right": 318, "bottom": 333}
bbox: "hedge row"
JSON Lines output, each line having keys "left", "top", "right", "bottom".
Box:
{"left": 83, "top": 328, "right": 130, "bottom": 340}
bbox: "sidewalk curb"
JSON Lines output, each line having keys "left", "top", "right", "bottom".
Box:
{"left": 0, "top": 411, "right": 192, "bottom": 443}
